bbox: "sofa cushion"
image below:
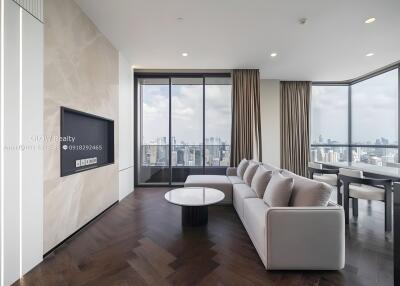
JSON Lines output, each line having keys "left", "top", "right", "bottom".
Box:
{"left": 184, "top": 175, "right": 232, "bottom": 204}
{"left": 243, "top": 162, "right": 259, "bottom": 186}
{"left": 243, "top": 198, "right": 269, "bottom": 259}
{"left": 237, "top": 159, "right": 249, "bottom": 179}
{"left": 263, "top": 172, "right": 294, "bottom": 207}
{"left": 233, "top": 184, "right": 258, "bottom": 219}
{"left": 251, "top": 168, "right": 273, "bottom": 198}
{"left": 261, "top": 163, "right": 280, "bottom": 172}
{"left": 281, "top": 170, "right": 332, "bottom": 207}
{"left": 228, "top": 176, "right": 244, "bottom": 184}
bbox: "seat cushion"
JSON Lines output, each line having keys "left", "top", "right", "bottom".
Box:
{"left": 237, "top": 159, "right": 249, "bottom": 179}
{"left": 184, "top": 175, "right": 232, "bottom": 204}
{"left": 281, "top": 170, "right": 332, "bottom": 207}
{"left": 243, "top": 198, "right": 268, "bottom": 258}
{"left": 349, "top": 185, "right": 385, "bottom": 201}
{"left": 233, "top": 184, "right": 258, "bottom": 219}
{"left": 313, "top": 174, "right": 338, "bottom": 186}
{"left": 228, "top": 176, "right": 244, "bottom": 184}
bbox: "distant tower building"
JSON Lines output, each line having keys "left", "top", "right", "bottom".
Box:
{"left": 311, "top": 149, "right": 318, "bottom": 162}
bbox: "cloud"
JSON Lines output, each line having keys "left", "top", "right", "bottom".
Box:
{"left": 142, "top": 83, "right": 231, "bottom": 145}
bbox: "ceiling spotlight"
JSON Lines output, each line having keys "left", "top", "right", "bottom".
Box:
{"left": 182, "top": 52, "right": 188, "bottom": 57}
{"left": 298, "top": 18, "right": 307, "bottom": 25}
{"left": 365, "top": 17, "right": 376, "bottom": 24}
{"left": 366, "top": 53, "right": 374, "bottom": 57}
{"left": 270, "top": 53, "right": 278, "bottom": 57}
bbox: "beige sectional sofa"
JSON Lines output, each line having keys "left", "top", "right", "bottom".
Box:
{"left": 184, "top": 161, "right": 345, "bottom": 270}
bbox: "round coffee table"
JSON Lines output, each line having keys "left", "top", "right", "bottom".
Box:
{"left": 164, "top": 187, "right": 225, "bottom": 227}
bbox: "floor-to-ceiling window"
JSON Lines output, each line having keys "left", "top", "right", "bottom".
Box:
{"left": 135, "top": 74, "right": 232, "bottom": 185}
{"left": 310, "top": 66, "right": 399, "bottom": 170}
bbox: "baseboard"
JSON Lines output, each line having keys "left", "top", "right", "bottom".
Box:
{"left": 43, "top": 201, "right": 118, "bottom": 258}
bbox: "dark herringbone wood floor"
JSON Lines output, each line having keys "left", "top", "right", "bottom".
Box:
{"left": 14, "top": 188, "right": 393, "bottom": 286}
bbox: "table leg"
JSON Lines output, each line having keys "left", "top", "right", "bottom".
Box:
{"left": 385, "top": 184, "right": 392, "bottom": 232}
{"left": 344, "top": 182, "right": 349, "bottom": 225}
{"left": 182, "top": 206, "right": 208, "bottom": 227}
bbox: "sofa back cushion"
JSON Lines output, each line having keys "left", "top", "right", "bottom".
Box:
{"left": 237, "top": 159, "right": 249, "bottom": 179}
{"left": 251, "top": 167, "right": 273, "bottom": 198}
{"left": 263, "top": 171, "right": 294, "bottom": 207}
{"left": 260, "top": 163, "right": 280, "bottom": 172}
{"left": 281, "top": 170, "right": 332, "bottom": 207}
{"left": 243, "top": 162, "right": 259, "bottom": 186}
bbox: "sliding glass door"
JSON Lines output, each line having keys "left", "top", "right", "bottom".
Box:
{"left": 171, "top": 78, "right": 204, "bottom": 184}
{"left": 137, "top": 78, "right": 170, "bottom": 184}
{"left": 135, "top": 74, "right": 232, "bottom": 185}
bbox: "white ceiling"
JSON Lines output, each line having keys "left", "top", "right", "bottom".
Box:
{"left": 75, "top": 0, "right": 400, "bottom": 81}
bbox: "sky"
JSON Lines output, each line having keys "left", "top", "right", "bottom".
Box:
{"left": 311, "top": 69, "right": 398, "bottom": 145}
{"left": 141, "top": 83, "right": 231, "bottom": 145}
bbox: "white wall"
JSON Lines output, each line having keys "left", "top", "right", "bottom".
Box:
{"left": 260, "top": 79, "right": 281, "bottom": 167}
{"left": 118, "top": 53, "right": 134, "bottom": 200}
{"left": 21, "top": 8, "right": 43, "bottom": 275}
{"left": 1, "top": 1, "right": 43, "bottom": 284}
{"left": 3, "top": 1, "right": 21, "bottom": 283}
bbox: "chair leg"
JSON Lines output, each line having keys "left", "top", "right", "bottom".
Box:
{"left": 352, "top": 198, "right": 358, "bottom": 217}
{"left": 385, "top": 185, "right": 392, "bottom": 232}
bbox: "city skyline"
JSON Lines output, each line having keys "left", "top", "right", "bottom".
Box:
{"left": 311, "top": 69, "right": 398, "bottom": 145}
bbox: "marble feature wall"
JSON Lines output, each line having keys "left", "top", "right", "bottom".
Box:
{"left": 43, "top": 0, "right": 119, "bottom": 252}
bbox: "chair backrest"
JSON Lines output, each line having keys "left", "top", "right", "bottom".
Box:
{"left": 308, "top": 162, "right": 323, "bottom": 169}
{"left": 339, "top": 168, "right": 363, "bottom": 186}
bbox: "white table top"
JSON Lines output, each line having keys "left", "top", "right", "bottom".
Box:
{"left": 164, "top": 187, "right": 225, "bottom": 207}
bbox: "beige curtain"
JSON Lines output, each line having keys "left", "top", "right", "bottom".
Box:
{"left": 230, "top": 69, "right": 262, "bottom": 166}
{"left": 280, "top": 81, "right": 311, "bottom": 177}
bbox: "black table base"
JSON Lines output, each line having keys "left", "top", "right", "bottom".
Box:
{"left": 182, "top": 206, "right": 208, "bottom": 226}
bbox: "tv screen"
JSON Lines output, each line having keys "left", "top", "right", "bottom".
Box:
{"left": 60, "top": 107, "right": 114, "bottom": 177}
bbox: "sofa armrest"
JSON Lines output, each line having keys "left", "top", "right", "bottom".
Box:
{"left": 226, "top": 167, "right": 237, "bottom": 176}
{"left": 265, "top": 204, "right": 345, "bottom": 270}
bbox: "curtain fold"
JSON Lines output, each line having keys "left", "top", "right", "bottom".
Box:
{"left": 230, "top": 69, "right": 262, "bottom": 166}
{"left": 280, "top": 81, "right": 311, "bottom": 177}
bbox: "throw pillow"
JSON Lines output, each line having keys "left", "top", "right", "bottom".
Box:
{"left": 236, "top": 159, "right": 249, "bottom": 179}
{"left": 243, "top": 162, "right": 259, "bottom": 186}
{"left": 281, "top": 170, "right": 332, "bottom": 207}
{"left": 263, "top": 171, "right": 294, "bottom": 207}
{"left": 251, "top": 167, "right": 273, "bottom": 198}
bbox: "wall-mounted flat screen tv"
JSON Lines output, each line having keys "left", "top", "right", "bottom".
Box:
{"left": 60, "top": 107, "right": 114, "bottom": 177}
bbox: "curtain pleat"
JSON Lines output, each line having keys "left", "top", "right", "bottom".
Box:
{"left": 230, "top": 69, "right": 262, "bottom": 166}
{"left": 280, "top": 81, "right": 311, "bottom": 177}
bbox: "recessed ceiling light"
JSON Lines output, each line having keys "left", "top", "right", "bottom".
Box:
{"left": 270, "top": 53, "right": 278, "bottom": 57}
{"left": 366, "top": 53, "right": 374, "bottom": 57}
{"left": 365, "top": 17, "right": 376, "bottom": 24}
{"left": 182, "top": 52, "right": 188, "bottom": 57}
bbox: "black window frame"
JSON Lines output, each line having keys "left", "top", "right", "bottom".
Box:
{"left": 311, "top": 63, "right": 400, "bottom": 164}
{"left": 134, "top": 72, "right": 232, "bottom": 186}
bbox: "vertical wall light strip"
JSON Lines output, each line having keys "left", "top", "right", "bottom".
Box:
{"left": 0, "top": 0, "right": 5, "bottom": 284}
{"left": 19, "top": 7, "right": 22, "bottom": 278}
